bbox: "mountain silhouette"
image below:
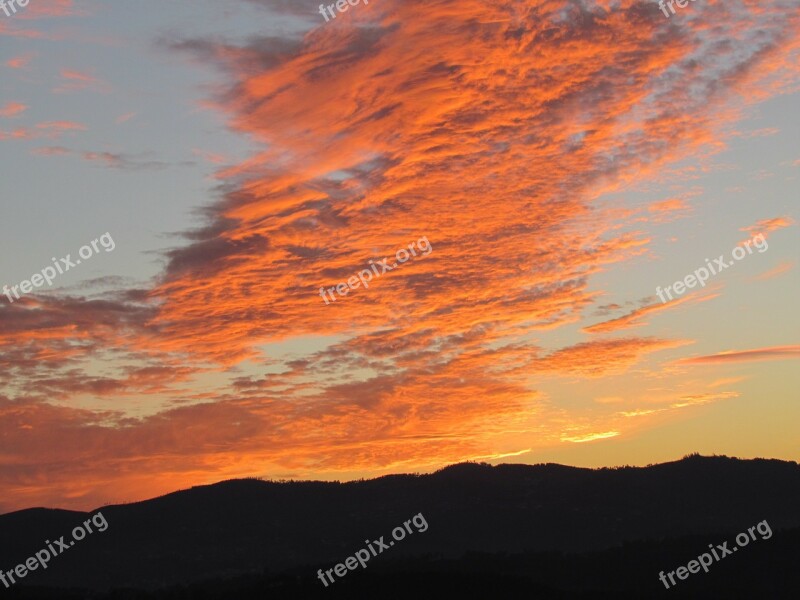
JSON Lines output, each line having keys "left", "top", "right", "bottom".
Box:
{"left": 1, "top": 454, "right": 799, "bottom": 598}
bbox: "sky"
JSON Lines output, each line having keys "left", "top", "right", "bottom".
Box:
{"left": 0, "top": 0, "right": 798, "bottom": 513}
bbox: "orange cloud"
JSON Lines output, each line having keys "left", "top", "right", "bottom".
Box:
{"left": 740, "top": 216, "right": 795, "bottom": 237}
{"left": 1, "top": 121, "right": 86, "bottom": 142}
{"left": 649, "top": 198, "right": 690, "bottom": 213}
{"left": 0, "top": 102, "right": 27, "bottom": 117}
{"left": 0, "top": 20, "right": 47, "bottom": 39}
{"left": 6, "top": 54, "right": 33, "bottom": 69}
{"left": 731, "top": 127, "right": 780, "bottom": 138}
{"left": 0, "top": 127, "right": 33, "bottom": 140}
{"left": 1, "top": 0, "right": 799, "bottom": 512}
{"left": 753, "top": 260, "right": 795, "bottom": 281}
{"left": 35, "top": 120, "right": 86, "bottom": 131}
{"left": 708, "top": 376, "right": 746, "bottom": 388}
{"left": 17, "top": 0, "right": 77, "bottom": 19}
{"left": 676, "top": 346, "right": 800, "bottom": 365}
{"left": 583, "top": 293, "right": 718, "bottom": 334}
{"left": 54, "top": 69, "right": 109, "bottom": 93}
{"left": 31, "top": 145, "right": 70, "bottom": 155}
{"left": 668, "top": 391, "right": 739, "bottom": 409}
{"left": 192, "top": 148, "right": 228, "bottom": 164}
{"left": 534, "top": 338, "right": 688, "bottom": 377}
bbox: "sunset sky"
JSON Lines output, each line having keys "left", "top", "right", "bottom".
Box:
{"left": 1, "top": 0, "right": 798, "bottom": 513}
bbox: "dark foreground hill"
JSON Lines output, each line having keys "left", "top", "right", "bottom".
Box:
{"left": 9, "top": 528, "right": 800, "bottom": 599}
{"left": 1, "top": 454, "right": 799, "bottom": 598}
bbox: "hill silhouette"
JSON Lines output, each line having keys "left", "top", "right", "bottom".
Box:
{"left": 1, "top": 454, "right": 799, "bottom": 597}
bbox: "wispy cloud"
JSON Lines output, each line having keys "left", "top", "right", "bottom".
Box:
{"left": 5, "top": 54, "right": 34, "bottom": 69}
{"left": 583, "top": 294, "right": 717, "bottom": 334}
{"left": 35, "top": 120, "right": 86, "bottom": 131}
{"left": 31, "top": 145, "right": 70, "bottom": 155}
{"left": 677, "top": 346, "right": 800, "bottom": 365}
{"left": 54, "top": 68, "right": 110, "bottom": 94}
{"left": 740, "top": 216, "right": 795, "bottom": 238}
{"left": 2, "top": 121, "right": 86, "bottom": 141}
{"left": 115, "top": 112, "right": 137, "bottom": 124}
{"left": 81, "top": 151, "right": 173, "bottom": 170}
{"left": 0, "top": 102, "right": 27, "bottom": 117}
{"left": 561, "top": 431, "right": 619, "bottom": 444}
{"left": 753, "top": 260, "right": 795, "bottom": 281}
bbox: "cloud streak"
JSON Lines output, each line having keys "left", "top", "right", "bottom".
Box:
{"left": 676, "top": 345, "right": 800, "bottom": 365}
